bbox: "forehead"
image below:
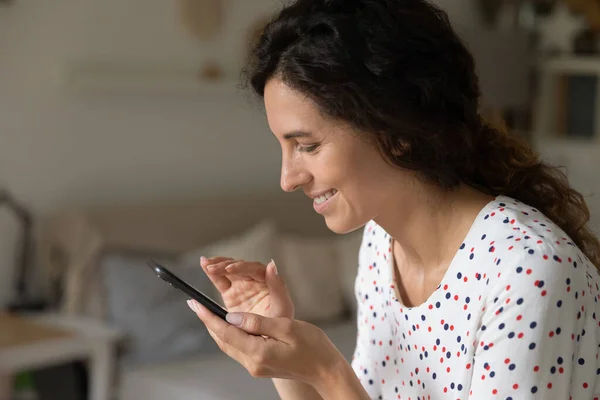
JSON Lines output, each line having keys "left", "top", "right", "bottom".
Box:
{"left": 264, "top": 79, "right": 327, "bottom": 136}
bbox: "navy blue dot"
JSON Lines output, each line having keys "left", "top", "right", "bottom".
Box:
{"left": 432, "top": 373, "right": 437, "bottom": 379}
{"left": 517, "top": 298, "right": 524, "bottom": 305}
{"left": 458, "top": 384, "right": 463, "bottom": 390}
{"left": 516, "top": 267, "right": 523, "bottom": 273}
{"left": 469, "top": 253, "right": 474, "bottom": 260}
{"left": 459, "top": 243, "right": 465, "bottom": 249}
{"left": 529, "top": 343, "right": 536, "bottom": 350}
{"left": 557, "top": 300, "right": 562, "bottom": 307}
{"left": 445, "top": 292, "right": 451, "bottom": 299}
{"left": 509, "top": 364, "right": 515, "bottom": 370}
{"left": 531, "top": 386, "right": 538, "bottom": 393}
{"left": 499, "top": 323, "right": 505, "bottom": 330}
{"left": 557, "top": 357, "right": 563, "bottom": 364}
{"left": 528, "top": 249, "right": 535, "bottom": 254}
{"left": 508, "top": 332, "right": 515, "bottom": 339}
{"left": 457, "top": 272, "right": 462, "bottom": 279}
{"left": 530, "top": 322, "right": 537, "bottom": 329}
{"left": 579, "top": 358, "right": 585, "bottom": 365}
{"left": 465, "top": 297, "right": 471, "bottom": 304}
{"left": 435, "top": 302, "right": 441, "bottom": 308}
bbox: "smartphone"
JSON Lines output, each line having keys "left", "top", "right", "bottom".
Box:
{"left": 147, "top": 259, "right": 228, "bottom": 320}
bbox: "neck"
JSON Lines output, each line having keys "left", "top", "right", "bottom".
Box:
{"left": 374, "top": 184, "right": 495, "bottom": 271}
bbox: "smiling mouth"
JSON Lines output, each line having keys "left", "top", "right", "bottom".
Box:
{"left": 314, "top": 189, "right": 337, "bottom": 205}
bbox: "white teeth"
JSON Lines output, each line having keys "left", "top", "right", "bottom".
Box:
{"left": 314, "top": 190, "right": 337, "bottom": 205}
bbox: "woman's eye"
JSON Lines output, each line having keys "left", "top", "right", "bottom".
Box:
{"left": 298, "top": 144, "right": 319, "bottom": 153}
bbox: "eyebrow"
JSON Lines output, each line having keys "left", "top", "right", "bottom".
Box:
{"left": 282, "top": 130, "right": 312, "bottom": 140}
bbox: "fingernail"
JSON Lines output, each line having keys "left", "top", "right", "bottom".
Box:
{"left": 226, "top": 313, "right": 243, "bottom": 326}
{"left": 270, "top": 259, "right": 278, "bottom": 275}
{"left": 191, "top": 300, "right": 203, "bottom": 314}
{"left": 187, "top": 300, "right": 196, "bottom": 313}
{"left": 200, "top": 256, "right": 206, "bottom": 262}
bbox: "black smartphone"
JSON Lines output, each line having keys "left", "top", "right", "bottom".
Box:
{"left": 147, "top": 259, "right": 228, "bottom": 320}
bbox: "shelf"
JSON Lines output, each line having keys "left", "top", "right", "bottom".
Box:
{"left": 63, "top": 64, "right": 242, "bottom": 96}
{"left": 539, "top": 56, "right": 600, "bottom": 75}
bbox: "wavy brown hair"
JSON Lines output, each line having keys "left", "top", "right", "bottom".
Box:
{"left": 242, "top": 0, "right": 600, "bottom": 267}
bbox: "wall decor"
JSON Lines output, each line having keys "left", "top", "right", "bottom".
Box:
{"left": 566, "top": 0, "right": 600, "bottom": 30}
{"left": 178, "top": 0, "right": 224, "bottom": 41}
{"left": 536, "top": 2, "right": 586, "bottom": 54}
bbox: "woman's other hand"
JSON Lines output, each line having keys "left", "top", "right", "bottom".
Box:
{"left": 187, "top": 300, "right": 345, "bottom": 389}
{"left": 200, "top": 257, "right": 294, "bottom": 319}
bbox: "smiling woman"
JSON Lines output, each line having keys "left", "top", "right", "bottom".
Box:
{"left": 187, "top": 1, "right": 600, "bottom": 399}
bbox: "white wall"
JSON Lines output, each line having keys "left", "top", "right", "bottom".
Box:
{"left": 0, "top": 0, "right": 284, "bottom": 216}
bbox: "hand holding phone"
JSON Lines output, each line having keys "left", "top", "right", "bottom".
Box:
{"left": 147, "top": 259, "right": 228, "bottom": 320}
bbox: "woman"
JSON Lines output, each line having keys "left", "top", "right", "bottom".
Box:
{"left": 186, "top": 0, "right": 600, "bottom": 398}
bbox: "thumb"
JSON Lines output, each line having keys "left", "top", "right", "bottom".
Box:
{"left": 226, "top": 312, "right": 291, "bottom": 339}
{"left": 266, "top": 259, "right": 294, "bottom": 318}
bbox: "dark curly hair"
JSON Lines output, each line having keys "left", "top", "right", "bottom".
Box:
{"left": 242, "top": 0, "right": 600, "bottom": 267}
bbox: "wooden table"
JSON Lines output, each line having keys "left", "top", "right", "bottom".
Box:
{"left": 0, "top": 312, "right": 121, "bottom": 400}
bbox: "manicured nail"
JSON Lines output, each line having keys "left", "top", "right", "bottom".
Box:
{"left": 226, "top": 313, "right": 243, "bottom": 326}
{"left": 187, "top": 300, "right": 196, "bottom": 313}
{"left": 270, "top": 259, "right": 278, "bottom": 275}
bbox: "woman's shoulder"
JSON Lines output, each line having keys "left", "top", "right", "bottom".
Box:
{"left": 474, "top": 195, "right": 587, "bottom": 260}
{"left": 477, "top": 196, "right": 599, "bottom": 300}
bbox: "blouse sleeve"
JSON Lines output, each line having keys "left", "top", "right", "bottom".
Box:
{"left": 350, "top": 224, "right": 382, "bottom": 400}
{"left": 467, "top": 249, "right": 598, "bottom": 399}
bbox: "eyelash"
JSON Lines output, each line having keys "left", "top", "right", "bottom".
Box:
{"left": 298, "top": 144, "right": 319, "bottom": 153}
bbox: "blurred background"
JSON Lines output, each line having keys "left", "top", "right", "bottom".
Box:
{"left": 0, "top": 0, "right": 599, "bottom": 399}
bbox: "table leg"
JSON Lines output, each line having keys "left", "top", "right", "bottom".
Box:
{"left": 89, "top": 342, "right": 114, "bottom": 400}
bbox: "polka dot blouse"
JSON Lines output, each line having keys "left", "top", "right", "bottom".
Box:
{"left": 351, "top": 195, "right": 600, "bottom": 399}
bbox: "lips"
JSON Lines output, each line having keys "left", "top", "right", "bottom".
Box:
{"left": 314, "top": 189, "right": 337, "bottom": 205}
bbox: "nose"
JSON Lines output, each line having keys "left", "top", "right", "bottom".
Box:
{"left": 280, "top": 158, "right": 310, "bottom": 192}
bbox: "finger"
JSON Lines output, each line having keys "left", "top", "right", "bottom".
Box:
{"left": 265, "top": 259, "right": 295, "bottom": 318}
{"left": 226, "top": 311, "right": 295, "bottom": 344}
{"left": 211, "top": 261, "right": 267, "bottom": 282}
{"left": 206, "top": 259, "right": 240, "bottom": 273}
{"left": 199, "top": 256, "right": 232, "bottom": 292}
{"left": 189, "top": 299, "right": 263, "bottom": 354}
{"left": 201, "top": 256, "right": 233, "bottom": 269}
{"left": 205, "top": 322, "right": 246, "bottom": 361}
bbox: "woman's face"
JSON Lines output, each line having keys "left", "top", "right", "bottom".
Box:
{"left": 264, "top": 78, "right": 411, "bottom": 234}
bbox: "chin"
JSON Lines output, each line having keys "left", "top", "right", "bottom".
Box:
{"left": 323, "top": 215, "right": 367, "bottom": 235}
